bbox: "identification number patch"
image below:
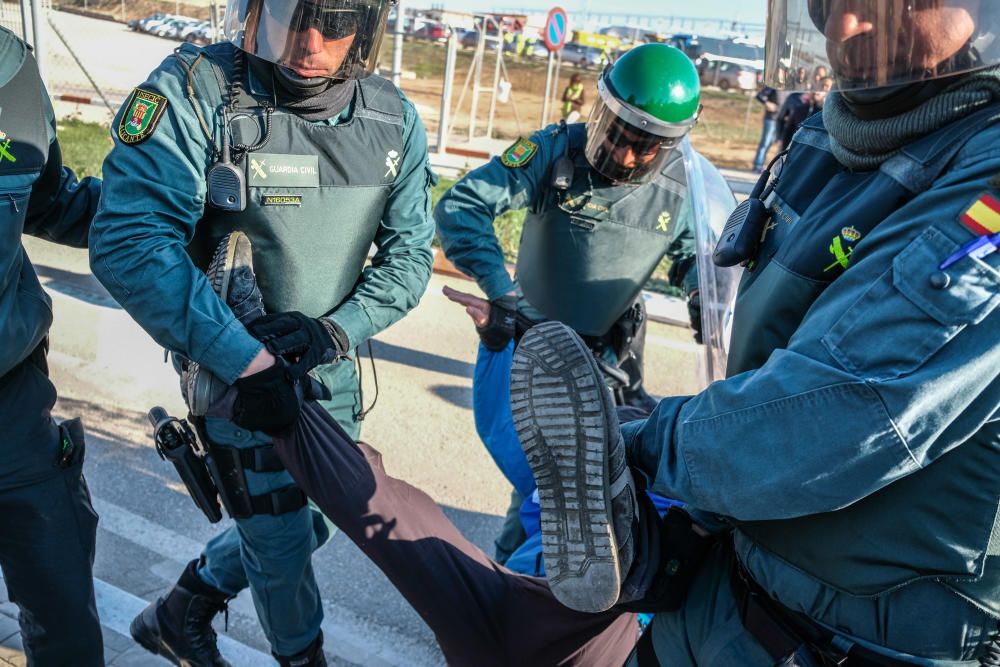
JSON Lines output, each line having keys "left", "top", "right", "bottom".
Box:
{"left": 117, "top": 88, "right": 168, "bottom": 145}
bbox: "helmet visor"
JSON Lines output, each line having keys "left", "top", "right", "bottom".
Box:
{"left": 584, "top": 95, "right": 681, "bottom": 184}
{"left": 225, "top": 0, "right": 392, "bottom": 79}
{"left": 765, "top": 0, "right": 998, "bottom": 91}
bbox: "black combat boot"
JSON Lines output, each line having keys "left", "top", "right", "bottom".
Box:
{"left": 510, "top": 321, "right": 638, "bottom": 613}
{"left": 130, "top": 559, "right": 233, "bottom": 667}
{"left": 274, "top": 632, "right": 327, "bottom": 667}
{"left": 183, "top": 231, "right": 266, "bottom": 415}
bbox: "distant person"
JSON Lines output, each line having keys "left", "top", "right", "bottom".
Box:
{"left": 795, "top": 65, "right": 809, "bottom": 87}
{"left": 751, "top": 85, "right": 780, "bottom": 171}
{"left": 811, "top": 64, "right": 828, "bottom": 89}
{"left": 776, "top": 76, "right": 833, "bottom": 149}
{"left": 561, "top": 73, "right": 586, "bottom": 123}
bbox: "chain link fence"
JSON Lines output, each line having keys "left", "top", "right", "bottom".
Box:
{"left": 1, "top": 0, "right": 220, "bottom": 121}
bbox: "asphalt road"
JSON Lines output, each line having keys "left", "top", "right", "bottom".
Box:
{"left": 19, "top": 237, "right": 703, "bottom": 666}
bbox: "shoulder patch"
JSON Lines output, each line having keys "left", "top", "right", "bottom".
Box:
{"left": 117, "top": 88, "right": 168, "bottom": 145}
{"left": 500, "top": 137, "right": 538, "bottom": 169}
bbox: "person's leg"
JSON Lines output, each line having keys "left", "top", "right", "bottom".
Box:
{"left": 0, "top": 470, "right": 104, "bottom": 667}
{"left": 494, "top": 488, "right": 527, "bottom": 564}
{"left": 638, "top": 542, "right": 772, "bottom": 667}
{"left": 273, "top": 400, "right": 640, "bottom": 667}
{"left": 752, "top": 118, "right": 777, "bottom": 171}
{"left": 0, "top": 358, "right": 103, "bottom": 666}
{"left": 196, "top": 419, "right": 325, "bottom": 658}
{"left": 619, "top": 302, "right": 658, "bottom": 413}
{"left": 511, "top": 321, "right": 639, "bottom": 613}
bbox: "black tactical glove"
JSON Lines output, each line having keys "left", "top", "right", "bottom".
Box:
{"left": 248, "top": 311, "right": 348, "bottom": 376}
{"left": 232, "top": 358, "right": 304, "bottom": 434}
{"left": 687, "top": 289, "right": 703, "bottom": 345}
{"left": 477, "top": 294, "right": 518, "bottom": 351}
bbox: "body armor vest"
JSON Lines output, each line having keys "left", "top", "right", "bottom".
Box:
{"left": 0, "top": 52, "right": 48, "bottom": 183}
{"left": 0, "top": 47, "right": 52, "bottom": 373}
{"left": 515, "top": 127, "right": 688, "bottom": 337}
{"left": 183, "top": 44, "right": 404, "bottom": 319}
{"left": 729, "top": 108, "right": 1000, "bottom": 604}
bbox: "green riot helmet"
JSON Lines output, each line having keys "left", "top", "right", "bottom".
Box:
{"left": 224, "top": 0, "right": 396, "bottom": 80}
{"left": 585, "top": 43, "right": 700, "bottom": 184}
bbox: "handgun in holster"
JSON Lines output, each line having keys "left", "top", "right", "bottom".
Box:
{"left": 148, "top": 406, "right": 223, "bottom": 523}
{"left": 186, "top": 412, "right": 308, "bottom": 521}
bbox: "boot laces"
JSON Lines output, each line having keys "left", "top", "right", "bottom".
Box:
{"left": 185, "top": 595, "right": 230, "bottom": 653}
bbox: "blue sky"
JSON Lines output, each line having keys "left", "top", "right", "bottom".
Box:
{"left": 429, "top": 0, "right": 768, "bottom": 26}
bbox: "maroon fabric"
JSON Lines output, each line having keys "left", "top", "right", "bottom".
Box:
{"left": 274, "top": 402, "right": 638, "bottom": 666}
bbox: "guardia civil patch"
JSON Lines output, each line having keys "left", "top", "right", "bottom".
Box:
{"left": 500, "top": 138, "right": 538, "bottom": 168}
{"left": 117, "top": 88, "right": 168, "bottom": 145}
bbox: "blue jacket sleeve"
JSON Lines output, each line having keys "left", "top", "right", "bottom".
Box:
{"left": 434, "top": 125, "right": 563, "bottom": 301}
{"left": 326, "top": 92, "right": 435, "bottom": 349}
{"left": 621, "top": 142, "right": 1000, "bottom": 522}
{"left": 89, "top": 54, "right": 262, "bottom": 384}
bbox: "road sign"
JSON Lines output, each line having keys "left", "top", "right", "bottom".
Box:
{"left": 542, "top": 6, "right": 569, "bottom": 52}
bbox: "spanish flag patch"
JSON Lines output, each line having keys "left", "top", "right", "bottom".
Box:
{"left": 960, "top": 192, "right": 1000, "bottom": 236}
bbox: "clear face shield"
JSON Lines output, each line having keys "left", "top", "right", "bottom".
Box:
{"left": 584, "top": 78, "right": 695, "bottom": 184}
{"left": 765, "top": 0, "right": 996, "bottom": 91}
{"left": 679, "top": 138, "right": 740, "bottom": 387}
{"left": 225, "top": 0, "right": 393, "bottom": 80}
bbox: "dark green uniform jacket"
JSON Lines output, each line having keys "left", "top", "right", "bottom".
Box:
{"left": 435, "top": 123, "right": 696, "bottom": 337}
{"left": 90, "top": 44, "right": 435, "bottom": 391}
{"left": 0, "top": 27, "right": 100, "bottom": 489}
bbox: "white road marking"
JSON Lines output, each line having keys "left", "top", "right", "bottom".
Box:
{"left": 93, "top": 578, "right": 271, "bottom": 666}
{"left": 92, "top": 496, "right": 443, "bottom": 667}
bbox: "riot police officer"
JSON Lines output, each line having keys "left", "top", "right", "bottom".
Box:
{"left": 0, "top": 26, "right": 104, "bottom": 666}
{"left": 89, "top": 1, "right": 435, "bottom": 664}
{"left": 513, "top": 0, "right": 1000, "bottom": 664}
{"left": 436, "top": 42, "right": 705, "bottom": 563}
{"left": 437, "top": 42, "right": 704, "bottom": 410}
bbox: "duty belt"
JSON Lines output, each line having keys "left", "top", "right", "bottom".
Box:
{"left": 731, "top": 559, "right": 914, "bottom": 667}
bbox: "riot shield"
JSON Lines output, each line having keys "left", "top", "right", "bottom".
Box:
{"left": 680, "top": 138, "right": 741, "bottom": 387}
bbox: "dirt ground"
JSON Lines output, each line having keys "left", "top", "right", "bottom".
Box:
{"left": 49, "top": 2, "right": 764, "bottom": 169}
{"left": 385, "top": 40, "right": 763, "bottom": 169}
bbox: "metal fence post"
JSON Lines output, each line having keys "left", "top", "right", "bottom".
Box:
{"left": 30, "top": 0, "right": 45, "bottom": 85}
{"left": 437, "top": 32, "right": 457, "bottom": 154}
{"left": 391, "top": 0, "right": 405, "bottom": 87}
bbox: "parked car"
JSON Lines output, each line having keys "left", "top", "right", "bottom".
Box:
{"left": 460, "top": 29, "right": 500, "bottom": 50}
{"left": 560, "top": 43, "right": 605, "bottom": 69}
{"left": 412, "top": 21, "right": 449, "bottom": 43}
{"left": 698, "top": 59, "right": 761, "bottom": 92}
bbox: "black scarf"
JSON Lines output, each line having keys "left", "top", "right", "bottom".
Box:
{"left": 247, "top": 56, "right": 355, "bottom": 122}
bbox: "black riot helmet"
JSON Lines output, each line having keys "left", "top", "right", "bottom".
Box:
{"left": 766, "top": 0, "right": 999, "bottom": 92}
{"left": 224, "top": 0, "right": 396, "bottom": 80}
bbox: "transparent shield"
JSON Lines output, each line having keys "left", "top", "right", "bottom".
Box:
{"left": 764, "top": 0, "right": 998, "bottom": 91}
{"left": 680, "top": 138, "right": 740, "bottom": 387}
{"left": 225, "top": 0, "right": 392, "bottom": 80}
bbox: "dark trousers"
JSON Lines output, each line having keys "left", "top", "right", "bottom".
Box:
{"left": 0, "top": 350, "right": 103, "bottom": 666}
{"left": 274, "top": 402, "right": 639, "bottom": 667}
